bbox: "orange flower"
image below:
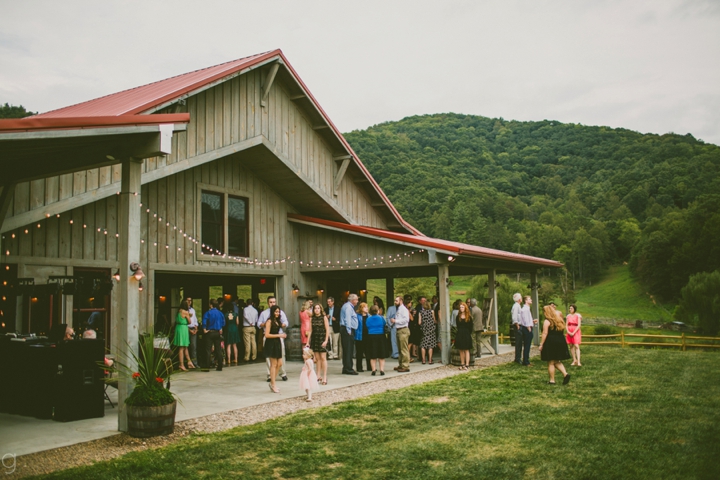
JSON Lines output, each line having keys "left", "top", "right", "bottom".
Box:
{"left": 132, "top": 372, "right": 140, "bottom": 379}
{"left": 156, "top": 377, "right": 163, "bottom": 383}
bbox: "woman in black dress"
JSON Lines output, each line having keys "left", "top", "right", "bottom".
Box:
{"left": 306, "top": 303, "right": 330, "bottom": 385}
{"left": 407, "top": 297, "right": 422, "bottom": 362}
{"left": 454, "top": 302, "right": 473, "bottom": 370}
{"left": 264, "top": 306, "right": 286, "bottom": 393}
{"left": 539, "top": 305, "right": 571, "bottom": 385}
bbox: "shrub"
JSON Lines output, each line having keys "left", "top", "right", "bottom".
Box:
{"left": 126, "top": 384, "right": 175, "bottom": 407}
{"left": 593, "top": 325, "right": 618, "bottom": 335}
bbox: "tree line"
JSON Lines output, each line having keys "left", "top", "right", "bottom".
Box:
{"left": 344, "top": 113, "right": 720, "bottom": 330}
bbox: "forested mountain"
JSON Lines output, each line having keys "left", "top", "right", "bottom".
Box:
{"left": 0, "top": 103, "right": 35, "bottom": 118}
{"left": 344, "top": 113, "right": 720, "bottom": 302}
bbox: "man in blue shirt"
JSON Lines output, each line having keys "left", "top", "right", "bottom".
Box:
{"left": 340, "top": 293, "right": 359, "bottom": 375}
{"left": 202, "top": 299, "right": 226, "bottom": 371}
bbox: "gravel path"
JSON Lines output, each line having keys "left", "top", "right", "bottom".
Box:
{"left": 13, "top": 349, "right": 535, "bottom": 478}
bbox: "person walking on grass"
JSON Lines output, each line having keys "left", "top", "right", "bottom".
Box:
{"left": 365, "top": 305, "right": 388, "bottom": 375}
{"left": 264, "top": 305, "right": 287, "bottom": 393}
{"left": 539, "top": 305, "right": 572, "bottom": 385}
{"left": 518, "top": 296, "right": 538, "bottom": 366}
{"left": 566, "top": 304, "right": 582, "bottom": 366}
{"left": 306, "top": 303, "right": 330, "bottom": 385}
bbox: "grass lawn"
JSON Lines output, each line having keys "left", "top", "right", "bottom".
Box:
{"left": 37, "top": 348, "right": 720, "bottom": 479}
{"left": 574, "top": 265, "right": 675, "bottom": 322}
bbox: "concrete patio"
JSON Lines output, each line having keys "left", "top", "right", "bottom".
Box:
{"left": 0, "top": 346, "right": 512, "bottom": 458}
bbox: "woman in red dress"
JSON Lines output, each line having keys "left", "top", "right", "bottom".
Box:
{"left": 565, "top": 304, "right": 582, "bottom": 366}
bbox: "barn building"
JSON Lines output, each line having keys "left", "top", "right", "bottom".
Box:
{"left": 0, "top": 49, "right": 560, "bottom": 430}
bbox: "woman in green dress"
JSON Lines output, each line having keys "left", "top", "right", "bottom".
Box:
{"left": 174, "top": 300, "right": 194, "bottom": 370}
{"left": 224, "top": 301, "right": 241, "bottom": 366}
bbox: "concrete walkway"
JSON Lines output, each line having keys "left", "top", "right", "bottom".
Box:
{"left": 0, "top": 345, "right": 513, "bottom": 457}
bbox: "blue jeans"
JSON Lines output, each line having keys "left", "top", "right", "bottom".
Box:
{"left": 390, "top": 325, "right": 398, "bottom": 358}
{"left": 520, "top": 326, "right": 533, "bottom": 365}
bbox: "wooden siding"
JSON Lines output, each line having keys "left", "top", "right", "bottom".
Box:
{"left": 6, "top": 67, "right": 387, "bottom": 231}
{"left": 294, "top": 224, "right": 429, "bottom": 272}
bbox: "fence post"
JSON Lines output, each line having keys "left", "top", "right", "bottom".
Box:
{"left": 682, "top": 333, "right": 686, "bottom": 351}
{"left": 621, "top": 330, "right": 625, "bottom": 348}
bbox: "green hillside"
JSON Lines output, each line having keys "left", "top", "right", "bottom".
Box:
{"left": 574, "top": 265, "right": 673, "bottom": 322}
{"left": 345, "top": 113, "right": 720, "bottom": 301}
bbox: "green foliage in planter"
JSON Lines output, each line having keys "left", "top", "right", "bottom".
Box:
{"left": 125, "top": 384, "right": 175, "bottom": 407}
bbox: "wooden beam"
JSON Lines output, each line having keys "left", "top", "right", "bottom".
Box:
{"left": 371, "top": 201, "right": 387, "bottom": 208}
{"left": 1, "top": 135, "right": 264, "bottom": 234}
{"left": 312, "top": 125, "right": 329, "bottom": 131}
{"left": 117, "top": 158, "right": 143, "bottom": 433}
{"left": 531, "top": 271, "right": 540, "bottom": 345}
{"left": 438, "top": 263, "right": 451, "bottom": 364}
{"left": 260, "top": 62, "right": 280, "bottom": 107}
{"left": 289, "top": 94, "right": 306, "bottom": 101}
{"left": 333, "top": 154, "right": 352, "bottom": 161}
{"left": 334, "top": 158, "right": 351, "bottom": 196}
{"left": 0, "top": 183, "right": 16, "bottom": 234}
{"left": 353, "top": 177, "right": 369, "bottom": 184}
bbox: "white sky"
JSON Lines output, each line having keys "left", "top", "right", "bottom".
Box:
{"left": 2, "top": 0, "right": 719, "bottom": 144}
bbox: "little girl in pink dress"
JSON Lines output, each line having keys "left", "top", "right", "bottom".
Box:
{"left": 299, "top": 347, "right": 319, "bottom": 401}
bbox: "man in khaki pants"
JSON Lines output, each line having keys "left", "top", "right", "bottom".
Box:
{"left": 242, "top": 298, "right": 258, "bottom": 361}
{"left": 469, "top": 298, "right": 484, "bottom": 359}
{"left": 391, "top": 296, "right": 411, "bottom": 372}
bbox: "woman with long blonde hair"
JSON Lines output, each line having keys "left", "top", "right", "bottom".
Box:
{"left": 539, "top": 305, "right": 571, "bottom": 385}
{"left": 299, "top": 299, "right": 313, "bottom": 346}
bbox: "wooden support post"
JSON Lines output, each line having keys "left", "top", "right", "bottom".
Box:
{"left": 682, "top": 332, "right": 686, "bottom": 351}
{"left": 437, "top": 264, "right": 451, "bottom": 365}
{"left": 531, "top": 271, "right": 540, "bottom": 345}
{"left": 0, "top": 182, "right": 16, "bottom": 233}
{"left": 621, "top": 330, "right": 626, "bottom": 348}
{"left": 334, "top": 158, "right": 351, "bottom": 196}
{"left": 117, "top": 158, "right": 143, "bottom": 432}
{"left": 488, "top": 269, "right": 499, "bottom": 354}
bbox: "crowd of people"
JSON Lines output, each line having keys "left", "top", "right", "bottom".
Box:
{"left": 167, "top": 290, "right": 582, "bottom": 399}
{"left": 510, "top": 293, "right": 583, "bottom": 385}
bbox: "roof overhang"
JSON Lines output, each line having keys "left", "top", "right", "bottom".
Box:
{"left": 288, "top": 213, "right": 563, "bottom": 273}
{"left": 0, "top": 114, "right": 189, "bottom": 184}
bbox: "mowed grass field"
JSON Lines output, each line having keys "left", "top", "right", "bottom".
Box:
{"left": 574, "top": 265, "right": 674, "bottom": 322}
{"left": 37, "top": 348, "right": 720, "bottom": 480}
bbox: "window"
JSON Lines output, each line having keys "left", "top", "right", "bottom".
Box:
{"left": 201, "top": 190, "right": 250, "bottom": 258}
{"left": 227, "top": 196, "right": 248, "bottom": 256}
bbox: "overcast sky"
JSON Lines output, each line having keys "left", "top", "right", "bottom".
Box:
{"left": 2, "top": 0, "right": 719, "bottom": 144}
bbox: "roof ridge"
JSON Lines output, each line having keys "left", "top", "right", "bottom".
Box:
{"left": 35, "top": 50, "right": 276, "bottom": 118}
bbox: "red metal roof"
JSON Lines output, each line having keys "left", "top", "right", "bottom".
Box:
{"left": 34, "top": 51, "right": 277, "bottom": 118}
{"left": 27, "top": 49, "right": 422, "bottom": 235}
{"left": 288, "top": 213, "right": 563, "bottom": 268}
{"left": 0, "top": 114, "right": 189, "bottom": 133}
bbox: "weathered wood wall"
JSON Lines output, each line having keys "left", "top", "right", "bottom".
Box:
{"left": 5, "top": 67, "right": 387, "bottom": 233}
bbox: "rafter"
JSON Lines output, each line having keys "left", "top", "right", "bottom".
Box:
{"left": 334, "top": 158, "right": 352, "bottom": 196}
{"left": 260, "top": 62, "right": 281, "bottom": 107}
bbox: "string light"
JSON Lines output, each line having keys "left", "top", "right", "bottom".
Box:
{"left": 1, "top": 196, "right": 428, "bottom": 270}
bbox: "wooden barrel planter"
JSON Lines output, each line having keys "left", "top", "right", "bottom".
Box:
{"left": 450, "top": 348, "right": 462, "bottom": 366}
{"left": 126, "top": 401, "right": 177, "bottom": 438}
{"left": 286, "top": 327, "right": 303, "bottom": 361}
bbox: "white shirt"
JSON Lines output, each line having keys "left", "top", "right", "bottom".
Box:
{"left": 257, "top": 308, "right": 289, "bottom": 333}
{"left": 187, "top": 307, "right": 198, "bottom": 328}
{"left": 394, "top": 304, "right": 410, "bottom": 328}
{"left": 511, "top": 302, "right": 522, "bottom": 326}
{"left": 243, "top": 305, "right": 258, "bottom": 327}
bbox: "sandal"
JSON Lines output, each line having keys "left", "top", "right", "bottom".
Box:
{"left": 429, "top": 361, "right": 434, "bottom": 365}
{"left": 548, "top": 381, "right": 556, "bottom": 385}
{"left": 380, "top": 371, "right": 385, "bottom": 376}
{"left": 321, "top": 380, "right": 327, "bottom": 385}
{"left": 179, "top": 366, "right": 188, "bottom": 372}
{"left": 187, "top": 363, "right": 196, "bottom": 369}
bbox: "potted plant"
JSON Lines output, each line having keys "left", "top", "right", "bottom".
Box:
{"left": 104, "top": 331, "right": 178, "bottom": 438}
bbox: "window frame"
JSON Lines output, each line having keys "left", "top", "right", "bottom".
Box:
{"left": 196, "top": 183, "right": 251, "bottom": 262}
